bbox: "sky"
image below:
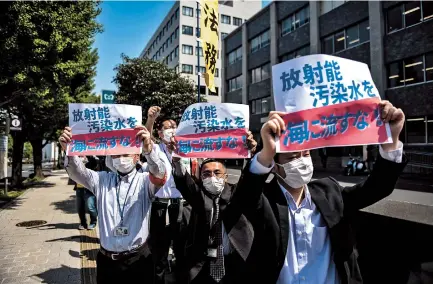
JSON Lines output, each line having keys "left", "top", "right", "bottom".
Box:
{"left": 93, "top": 1, "right": 270, "bottom": 95}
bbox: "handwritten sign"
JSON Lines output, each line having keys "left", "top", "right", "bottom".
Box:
{"left": 272, "top": 54, "right": 392, "bottom": 152}
{"left": 67, "top": 104, "right": 142, "bottom": 156}
{"left": 175, "top": 103, "right": 250, "bottom": 158}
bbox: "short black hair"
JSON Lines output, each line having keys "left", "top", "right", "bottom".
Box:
{"left": 199, "top": 159, "right": 226, "bottom": 176}
{"left": 156, "top": 118, "right": 177, "bottom": 130}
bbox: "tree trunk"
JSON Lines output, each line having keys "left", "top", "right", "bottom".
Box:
{"left": 30, "top": 138, "right": 44, "bottom": 179}
{"left": 11, "top": 131, "right": 24, "bottom": 188}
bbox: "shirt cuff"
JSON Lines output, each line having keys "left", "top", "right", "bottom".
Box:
{"left": 249, "top": 152, "right": 274, "bottom": 175}
{"left": 379, "top": 141, "right": 403, "bottom": 163}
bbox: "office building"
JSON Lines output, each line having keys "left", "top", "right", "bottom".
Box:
{"left": 222, "top": 0, "right": 433, "bottom": 173}
{"left": 140, "top": 0, "right": 262, "bottom": 102}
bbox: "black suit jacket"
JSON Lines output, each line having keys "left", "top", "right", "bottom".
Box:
{"left": 236, "top": 155, "right": 407, "bottom": 284}
{"left": 173, "top": 171, "right": 255, "bottom": 284}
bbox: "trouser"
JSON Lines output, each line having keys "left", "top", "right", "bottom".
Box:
{"left": 96, "top": 250, "right": 153, "bottom": 284}
{"left": 149, "top": 198, "right": 185, "bottom": 284}
{"left": 76, "top": 188, "right": 97, "bottom": 226}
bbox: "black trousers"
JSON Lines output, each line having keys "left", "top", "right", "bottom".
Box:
{"left": 96, "top": 251, "right": 154, "bottom": 284}
{"left": 149, "top": 199, "right": 187, "bottom": 284}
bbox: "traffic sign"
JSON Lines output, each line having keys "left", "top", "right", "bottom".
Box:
{"left": 101, "top": 90, "right": 116, "bottom": 104}
{"left": 10, "top": 118, "right": 22, "bottom": 131}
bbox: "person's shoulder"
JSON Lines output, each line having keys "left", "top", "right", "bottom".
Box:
{"left": 309, "top": 176, "right": 342, "bottom": 194}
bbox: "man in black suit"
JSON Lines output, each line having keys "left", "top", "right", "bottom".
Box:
{"left": 236, "top": 100, "right": 407, "bottom": 284}
{"left": 171, "top": 132, "right": 257, "bottom": 284}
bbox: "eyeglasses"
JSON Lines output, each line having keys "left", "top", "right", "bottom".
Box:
{"left": 201, "top": 170, "right": 226, "bottom": 179}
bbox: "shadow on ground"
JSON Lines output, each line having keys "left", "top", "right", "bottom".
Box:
{"left": 46, "top": 235, "right": 99, "bottom": 244}
{"left": 29, "top": 222, "right": 78, "bottom": 230}
{"left": 32, "top": 264, "right": 83, "bottom": 284}
{"left": 50, "top": 194, "right": 76, "bottom": 214}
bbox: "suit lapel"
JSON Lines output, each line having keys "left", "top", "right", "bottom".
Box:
{"left": 267, "top": 178, "right": 289, "bottom": 259}
{"left": 308, "top": 183, "right": 339, "bottom": 228}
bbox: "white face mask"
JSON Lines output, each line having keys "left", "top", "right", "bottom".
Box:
{"left": 162, "top": 129, "right": 175, "bottom": 143}
{"left": 276, "top": 156, "right": 314, "bottom": 189}
{"left": 112, "top": 156, "right": 135, "bottom": 174}
{"left": 202, "top": 176, "right": 225, "bottom": 195}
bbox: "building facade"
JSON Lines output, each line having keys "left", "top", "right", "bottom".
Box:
{"left": 223, "top": 0, "right": 433, "bottom": 172}
{"left": 140, "top": 0, "right": 262, "bottom": 103}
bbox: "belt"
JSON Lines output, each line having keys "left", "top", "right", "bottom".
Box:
{"left": 154, "top": 197, "right": 185, "bottom": 204}
{"left": 100, "top": 243, "right": 149, "bottom": 261}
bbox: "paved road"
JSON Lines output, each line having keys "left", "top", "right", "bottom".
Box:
{"left": 0, "top": 170, "right": 81, "bottom": 284}
{"left": 6, "top": 163, "right": 54, "bottom": 179}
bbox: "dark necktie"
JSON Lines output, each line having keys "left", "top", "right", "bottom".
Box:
{"left": 210, "top": 197, "right": 225, "bottom": 282}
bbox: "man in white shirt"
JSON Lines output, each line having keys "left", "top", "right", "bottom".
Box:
{"left": 235, "top": 100, "right": 407, "bottom": 284}
{"left": 59, "top": 125, "right": 167, "bottom": 284}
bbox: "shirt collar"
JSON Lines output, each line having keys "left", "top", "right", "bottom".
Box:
{"left": 278, "top": 182, "right": 312, "bottom": 209}
{"left": 118, "top": 169, "right": 137, "bottom": 183}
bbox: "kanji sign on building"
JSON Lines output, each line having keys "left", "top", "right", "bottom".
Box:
{"left": 271, "top": 54, "right": 392, "bottom": 152}
{"left": 67, "top": 103, "right": 142, "bottom": 156}
{"left": 200, "top": 0, "right": 219, "bottom": 93}
{"left": 175, "top": 103, "right": 250, "bottom": 159}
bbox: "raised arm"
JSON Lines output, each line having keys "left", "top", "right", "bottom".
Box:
{"left": 136, "top": 125, "right": 167, "bottom": 197}
{"left": 172, "top": 158, "right": 202, "bottom": 208}
{"left": 144, "top": 106, "right": 161, "bottom": 139}
{"left": 59, "top": 127, "right": 100, "bottom": 194}
{"left": 341, "top": 100, "right": 407, "bottom": 211}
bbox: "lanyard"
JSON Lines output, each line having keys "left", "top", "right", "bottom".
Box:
{"left": 115, "top": 171, "right": 138, "bottom": 224}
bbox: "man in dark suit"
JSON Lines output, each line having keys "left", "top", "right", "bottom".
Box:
{"left": 171, "top": 132, "right": 257, "bottom": 284}
{"left": 236, "top": 100, "right": 407, "bottom": 284}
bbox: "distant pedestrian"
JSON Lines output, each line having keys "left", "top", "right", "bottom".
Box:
{"left": 75, "top": 156, "right": 98, "bottom": 230}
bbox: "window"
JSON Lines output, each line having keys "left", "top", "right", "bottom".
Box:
{"left": 221, "top": 14, "right": 231, "bottom": 24}
{"left": 250, "top": 30, "right": 270, "bottom": 53}
{"left": 182, "top": 6, "right": 193, "bottom": 17}
{"left": 334, "top": 31, "right": 345, "bottom": 53}
{"left": 280, "top": 46, "right": 310, "bottom": 62}
{"left": 406, "top": 117, "right": 426, "bottom": 143}
{"left": 233, "top": 17, "right": 242, "bottom": 26}
{"left": 404, "top": 1, "right": 422, "bottom": 28}
{"left": 170, "top": 51, "right": 174, "bottom": 62}
{"left": 209, "top": 87, "right": 219, "bottom": 96}
{"left": 182, "top": 25, "right": 193, "bottom": 35}
{"left": 387, "top": 61, "right": 404, "bottom": 88}
{"left": 175, "top": 8, "right": 179, "bottom": 20}
{"left": 387, "top": 1, "right": 432, "bottom": 33}
{"left": 196, "top": 28, "right": 201, "bottom": 37}
{"left": 196, "top": 47, "right": 203, "bottom": 57}
{"left": 228, "top": 46, "right": 242, "bottom": 65}
{"left": 174, "top": 46, "right": 179, "bottom": 57}
{"left": 196, "top": 9, "right": 201, "bottom": 18}
{"left": 320, "top": 0, "right": 347, "bottom": 15}
{"left": 251, "top": 63, "right": 270, "bottom": 84}
{"left": 281, "top": 6, "right": 310, "bottom": 36}
{"left": 228, "top": 76, "right": 242, "bottom": 91}
{"left": 321, "top": 20, "right": 370, "bottom": 54}
{"left": 174, "top": 65, "right": 179, "bottom": 73}
{"left": 199, "top": 86, "right": 206, "bottom": 95}
{"left": 215, "top": 68, "right": 219, "bottom": 77}
{"left": 182, "top": 64, "right": 193, "bottom": 74}
{"left": 182, "top": 45, "right": 193, "bottom": 55}
{"left": 251, "top": 97, "right": 271, "bottom": 114}
{"left": 221, "top": 32, "right": 229, "bottom": 39}
{"left": 196, "top": 66, "right": 206, "bottom": 74}
{"left": 387, "top": 53, "right": 433, "bottom": 88}
{"left": 425, "top": 53, "right": 433, "bottom": 81}
{"left": 423, "top": 1, "right": 433, "bottom": 20}
{"left": 404, "top": 56, "right": 424, "bottom": 85}
{"left": 175, "top": 27, "right": 179, "bottom": 38}
{"left": 429, "top": 116, "right": 433, "bottom": 143}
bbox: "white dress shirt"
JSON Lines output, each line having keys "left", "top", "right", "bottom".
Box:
{"left": 105, "top": 144, "right": 183, "bottom": 198}
{"left": 250, "top": 143, "right": 403, "bottom": 284}
{"left": 65, "top": 149, "right": 165, "bottom": 253}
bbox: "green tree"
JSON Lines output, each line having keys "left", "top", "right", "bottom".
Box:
{"left": 114, "top": 55, "right": 204, "bottom": 124}
{"left": 0, "top": 2, "right": 102, "bottom": 185}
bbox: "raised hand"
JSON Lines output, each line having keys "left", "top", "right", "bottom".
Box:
{"left": 59, "top": 127, "right": 72, "bottom": 151}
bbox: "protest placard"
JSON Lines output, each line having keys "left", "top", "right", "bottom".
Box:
{"left": 67, "top": 103, "right": 142, "bottom": 156}
{"left": 271, "top": 54, "right": 392, "bottom": 152}
{"left": 175, "top": 103, "right": 250, "bottom": 158}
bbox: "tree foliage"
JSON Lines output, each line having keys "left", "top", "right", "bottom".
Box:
{"left": 0, "top": 1, "right": 102, "bottom": 183}
{"left": 114, "top": 55, "right": 204, "bottom": 123}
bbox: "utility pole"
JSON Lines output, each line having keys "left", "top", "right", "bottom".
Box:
{"left": 196, "top": 1, "right": 201, "bottom": 103}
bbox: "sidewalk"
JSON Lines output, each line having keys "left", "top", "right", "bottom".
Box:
{"left": 0, "top": 171, "right": 96, "bottom": 284}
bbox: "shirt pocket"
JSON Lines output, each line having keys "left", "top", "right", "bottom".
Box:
{"left": 311, "top": 225, "right": 328, "bottom": 254}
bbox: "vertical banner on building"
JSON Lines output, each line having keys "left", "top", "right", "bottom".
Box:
{"left": 200, "top": 0, "right": 219, "bottom": 92}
